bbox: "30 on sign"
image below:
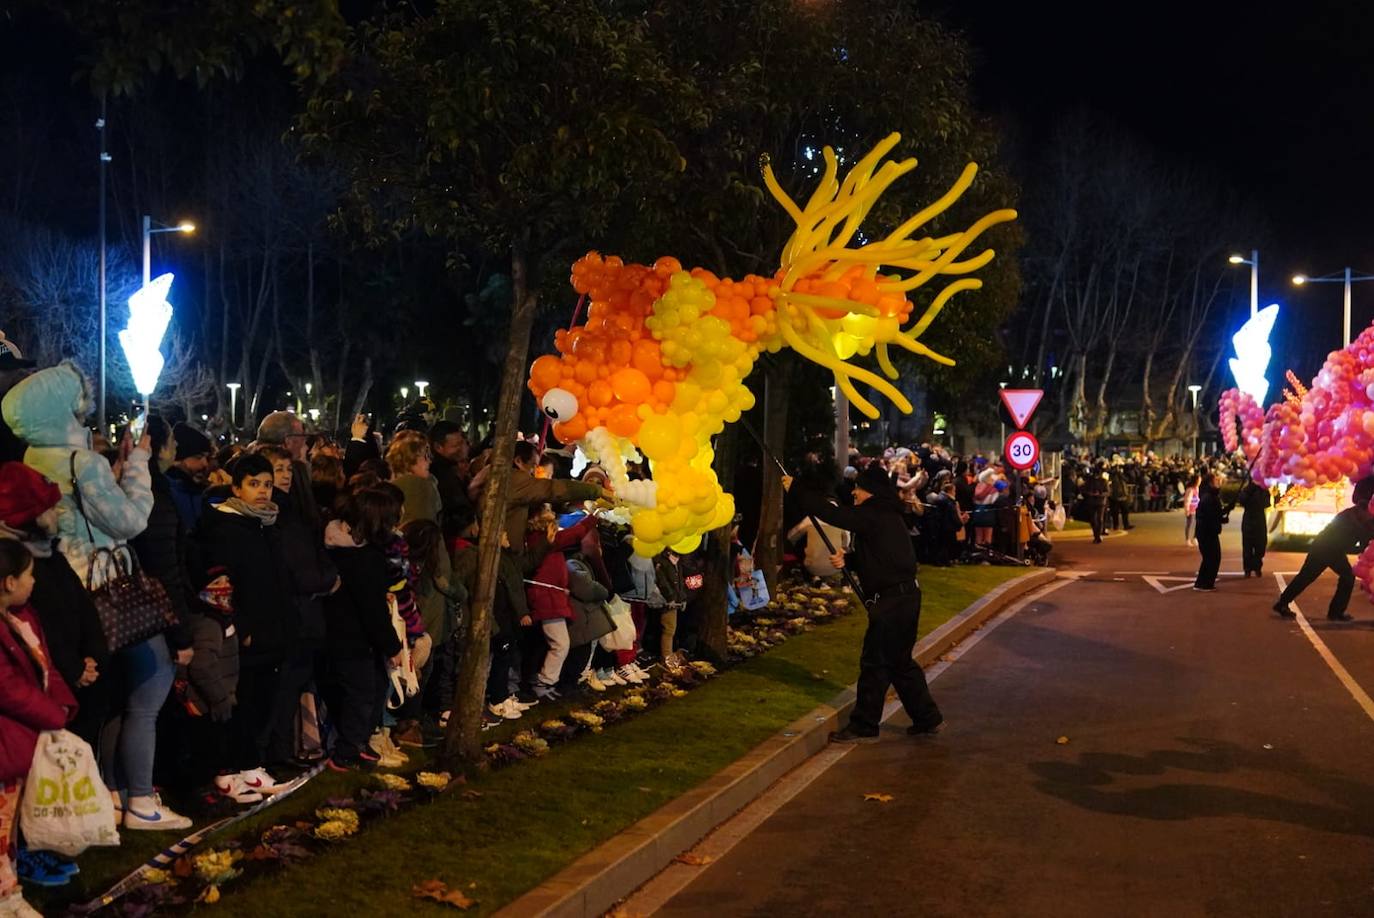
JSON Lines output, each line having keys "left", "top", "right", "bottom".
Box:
{"left": 1004, "top": 431, "right": 1039, "bottom": 470}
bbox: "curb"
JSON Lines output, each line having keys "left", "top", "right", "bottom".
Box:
{"left": 496, "top": 566, "right": 1060, "bottom": 918}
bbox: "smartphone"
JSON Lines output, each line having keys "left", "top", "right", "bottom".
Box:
{"left": 128, "top": 411, "right": 148, "bottom": 442}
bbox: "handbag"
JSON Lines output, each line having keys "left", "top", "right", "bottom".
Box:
{"left": 69, "top": 453, "right": 178, "bottom": 652}
{"left": 20, "top": 730, "right": 121, "bottom": 856}
{"left": 598, "top": 595, "right": 637, "bottom": 652}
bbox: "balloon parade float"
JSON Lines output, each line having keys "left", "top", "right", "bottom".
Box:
{"left": 1219, "top": 307, "right": 1374, "bottom": 598}
{"left": 527, "top": 133, "right": 1017, "bottom": 557}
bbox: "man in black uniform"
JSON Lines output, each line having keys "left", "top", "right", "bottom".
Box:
{"left": 788, "top": 465, "right": 943, "bottom": 743}
{"left": 1082, "top": 464, "right": 1109, "bottom": 544}
{"left": 1273, "top": 476, "right": 1374, "bottom": 621}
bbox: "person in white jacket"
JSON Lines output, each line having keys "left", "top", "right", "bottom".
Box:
{"left": 787, "top": 516, "right": 850, "bottom": 582}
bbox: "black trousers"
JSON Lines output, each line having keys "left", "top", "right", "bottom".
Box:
{"left": 328, "top": 654, "right": 386, "bottom": 761}
{"left": 1110, "top": 498, "right": 1131, "bottom": 530}
{"left": 229, "top": 659, "right": 282, "bottom": 770}
{"left": 1194, "top": 532, "right": 1222, "bottom": 589}
{"left": 1241, "top": 523, "right": 1268, "bottom": 574}
{"left": 1087, "top": 500, "right": 1107, "bottom": 541}
{"left": 849, "top": 589, "right": 941, "bottom": 734}
{"left": 1279, "top": 551, "right": 1355, "bottom": 616}
{"left": 265, "top": 642, "right": 319, "bottom": 765}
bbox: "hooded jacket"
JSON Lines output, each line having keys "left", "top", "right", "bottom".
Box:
{"left": 2, "top": 363, "right": 153, "bottom": 587}
{"left": 1, "top": 605, "right": 77, "bottom": 782}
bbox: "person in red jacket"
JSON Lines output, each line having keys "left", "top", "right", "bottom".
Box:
{"left": 0, "top": 539, "right": 78, "bottom": 917}
{"left": 525, "top": 506, "right": 598, "bottom": 700}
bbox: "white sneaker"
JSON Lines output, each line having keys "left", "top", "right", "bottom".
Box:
{"left": 0, "top": 890, "right": 42, "bottom": 918}
{"left": 123, "top": 794, "right": 192, "bottom": 831}
{"left": 580, "top": 670, "right": 607, "bottom": 692}
{"left": 237, "top": 767, "right": 286, "bottom": 795}
{"left": 628, "top": 662, "right": 652, "bottom": 682}
{"left": 507, "top": 694, "right": 537, "bottom": 712}
{"left": 601, "top": 667, "right": 627, "bottom": 686}
{"left": 215, "top": 774, "right": 265, "bottom": 804}
{"left": 616, "top": 665, "right": 646, "bottom": 685}
{"left": 489, "top": 700, "right": 521, "bottom": 720}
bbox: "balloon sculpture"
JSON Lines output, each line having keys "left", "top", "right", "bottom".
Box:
{"left": 1222, "top": 323, "right": 1374, "bottom": 599}
{"left": 528, "top": 133, "right": 1017, "bottom": 557}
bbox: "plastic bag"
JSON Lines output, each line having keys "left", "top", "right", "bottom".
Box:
{"left": 385, "top": 592, "right": 418, "bottom": 710}
{"left": 1050, "top": 504, "right": 1067, "bottom": 531}
{"left": 598, "top": 595, "right": 637, "bottom": 652}
{"left": 19, "top": 730, "right": 120, "bottom": 856}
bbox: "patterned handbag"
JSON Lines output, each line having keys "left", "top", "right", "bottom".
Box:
{"left": 69, "top": 453, "right": 178, "bottom": 651}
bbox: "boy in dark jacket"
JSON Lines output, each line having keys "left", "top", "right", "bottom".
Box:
{"left": 179, "top": 570, "right": 248, "bottom": 800}
{"left": 652, "top": 549, "right": 688, "bottom": 669}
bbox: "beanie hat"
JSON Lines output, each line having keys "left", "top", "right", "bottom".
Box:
{"left": 854, "top": 464, "right": 897, "bottom": 500}
{"left": 173, "top": 423, "right": 212, "bottom": 460}
{"left": 0, "top": 462, "right": 60, "bottom": 528}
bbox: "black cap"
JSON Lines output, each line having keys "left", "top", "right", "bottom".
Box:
{"left": 855, "top": 464, "right": 898, "bottom": 500}
{"left": 0, "top": 332, "right": 35, "bottom": 371}
{"left": 173, "top": 422, "right": 212, "bottom": 460}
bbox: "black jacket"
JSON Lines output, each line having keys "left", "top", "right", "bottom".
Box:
{"left": 274, "top": 486, "right": 338, "bottom": 644}
{"left": 130, "top": 474, "right": 194, "bottom": 651}
{"left": 343, "top": 437, "right": 382, "bottom": 479}
{"left": 195, "top": 504, "right": 297, "bottom": 663}
{"left": 1239, "top": 482, "right": 1272, "bottom": 531}
{"left": 182, "top": 610, "right": 239, "bottom": 720}
{"left": 795, "top": 489, "right": 917, "bottom": 597}
{"left": 165, "top": 466, "right": 206, "bottom": 534}
{"left": 1313, "top": 506, "right": 1374, "bottom": 556}
{"left": 431, "top": 453, "right": 471, "bottom": 527}
{"left": 1194, "top": 486, "right": 1228, "bottom": 538}
{"left": 29, "top": 545, "right": 108, "bottom": 689}
{"left": 324, "top": 543, "right": 403, "bottom": 660}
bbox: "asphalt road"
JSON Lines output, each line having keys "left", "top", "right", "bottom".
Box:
{"left": 644, "top": 511, "right": 1374, "bottom": 918}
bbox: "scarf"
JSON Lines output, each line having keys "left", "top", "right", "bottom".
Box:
{"left": 1, "top": 605, "right": 50, "bottom": 691}
{"left": 220, "top": 497, "right": 279, "bottom": 527}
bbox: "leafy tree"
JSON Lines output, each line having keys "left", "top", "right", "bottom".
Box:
{"left": 297, "top": 0, "right": 704, "bottom": 765}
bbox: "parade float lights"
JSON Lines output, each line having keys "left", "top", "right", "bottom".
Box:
{"left": 119, "top": 273, "right": 175, "bottom": 399}
{"left": 1228, "top": 303, "right": 1279, "bottom": 405}
{"left": 528, "top": 132, "right": 1017, "bottom": 557}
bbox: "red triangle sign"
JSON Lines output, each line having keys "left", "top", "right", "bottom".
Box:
{"left": 1000, "top": 389, "right": 1043, "bottom": 429}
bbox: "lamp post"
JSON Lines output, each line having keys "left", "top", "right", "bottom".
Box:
{"left": 141, "top": 215, "right": 195, "bottom": 287}
{"left": 1188, "top": 384, "right": 1202, "bottom": 459}
{"left": 415, "top": 380, "right": 430, "bottom": 398}
{"left": 400, "top": 386, "right": 410, "bottom": 401}
{"left": 1291, "top": 268, "right": 1374, "bottom": 347}
{"left": 226, "top": 382, "right": 241, "bottom": 435}
{"left": 1228, "top": 250, "right": 1259, "bottom": 318}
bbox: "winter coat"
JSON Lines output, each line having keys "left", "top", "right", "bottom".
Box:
{"left": 130, "top": 472, "right": 194, "bottom": 650}
{"left": 1194, "top": 486, "right": 1228, "bottom": 538}
{"left": 500, "top": 469, "right": 601, "bottom": 558}
{"left": 394, "top": 473, "right": 442, "bottom": 526}
{"left": 165, "top": 466, "right": 206, "bottom": 533}
{"left": 525, "top": 517, "right": 596, "bottom": 623}
{"left": 0, "top": 606, "right": 77, "bottom": 783}
{"left": 2, "top": 362, "right": 153, "bottom": 588}
{"left": 343, "top": 436, "right": 381, "bottom": 479}
{"left": 26, "top": 542, "right": 108, "bottom": 691}
{"left": 1239, "top": 481, "right": 1272, "bottom": 533}
{"left": 414, "top": 547, "right": 456, "bottom": 643}
{"left": 195, "top": 503, "right": 296, "bottom": 664}
{"left": 795, "top": 488, "right": 918, "bottom": 598}
{"left": 1312, "top": 506, "right": 1374, "bottom": 557}
{"left": 653, "top": 553, "right": 687, "bottom": 608}
{"left": 622, "top": 549, "right": 666, "bottom": 606}
{"left": 324, "top": 543, "right": 404, "bottom": 661}
{"left": 274, "top": 487, "right": 339, "bottom": 645}
{"left": 431, "top": 453, "right": 471, "bottom": 525}
{"left": 182, "top": 611, "right": 239, "bottom": 720}
{"left": 451, "top": 538, "right": 531, "bottom": 639}
{"left": 565, "top": 558, "right": 611, "bottom": 647}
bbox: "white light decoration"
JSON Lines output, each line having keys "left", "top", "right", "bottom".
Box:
{"left": 119, "top": 273, "right": 174, "bottom": 397}
{"left": 1228, "top": 303, "right": 1280, "bottom": 405}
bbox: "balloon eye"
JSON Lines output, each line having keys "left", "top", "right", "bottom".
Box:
{"left": 541, "top": 388, "right": 579, "bottom": 422}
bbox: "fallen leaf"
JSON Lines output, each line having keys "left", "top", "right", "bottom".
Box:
{"left": 414, "top": 880, "right": 448, "bottom": 901}
{"left": 172, "top": 857, "right": 193, "bottom": 878}
{"left": 673, "top": 853, "right": 714, "bottom": 866}
{"left": 442, "top": 889, "right": 476, "bottom": 910}
{"left": 459, "top": 789, "right": 483, "bottom": 801}
{"left": 863, "top": 793, "right": 894, "bottom": 803}
{"left": 1055, "top": 736, "right": 1070, "bottom": 745}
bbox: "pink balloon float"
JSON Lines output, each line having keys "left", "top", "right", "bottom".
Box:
{"left": 1220, "top": 323, "right": 1374, "bottom": 600}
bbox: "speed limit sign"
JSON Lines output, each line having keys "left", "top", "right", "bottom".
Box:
{"left": 1004, "top": 430, "right": 1040, "bottom": 470}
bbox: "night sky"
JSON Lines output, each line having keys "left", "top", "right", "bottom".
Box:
{"left": 937, "top": 0, "right": 1374, "bottom": 373}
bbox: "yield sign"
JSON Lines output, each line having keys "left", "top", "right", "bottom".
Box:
{"left": 1000, "top": 389, "right": 1043, "bottom": 430}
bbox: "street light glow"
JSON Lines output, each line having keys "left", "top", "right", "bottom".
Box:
{"left": 1228, "top": 254, "right": 1246, "bottom": 265}
{"left": 176, "top": 221, "right": 196, "bottom": 233}
{"left": 1292, "top": 274, "right": 1307, "bottom": 285}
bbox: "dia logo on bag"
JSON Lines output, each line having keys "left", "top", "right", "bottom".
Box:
{"left": 20, "top": 730, "right": 121, "bottom": 856}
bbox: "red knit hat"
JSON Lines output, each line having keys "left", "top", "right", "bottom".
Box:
{"left": 0, "top": 462, "right": 60, "bottom": 528}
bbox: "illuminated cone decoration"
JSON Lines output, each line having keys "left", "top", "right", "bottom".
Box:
{"left": 120, "top": 273, "right": 174, "bottom": 397}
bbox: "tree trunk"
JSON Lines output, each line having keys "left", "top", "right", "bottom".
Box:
{"left": 753, "top": 358, "right": 792, "bottom": 596}
{"left": 443, "top": 238, "right": 539, "bottom": 769}
{"left": 696, "top": 424, "right": 739, "bottom": 662}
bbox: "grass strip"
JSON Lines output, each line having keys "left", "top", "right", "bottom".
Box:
{"left": 47, "top": 565, "right": 1029, "bottom": 916}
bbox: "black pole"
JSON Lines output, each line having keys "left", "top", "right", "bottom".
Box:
{"left": 738, "top": 417, "right": 868, "bottom": 602}
{"left": 97, "top": 94, "right": 109, "bottom": 429}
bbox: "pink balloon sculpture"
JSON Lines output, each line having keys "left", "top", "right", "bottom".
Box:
{"left": 1221, "top": 323, "right": 1374, "bottom": 600}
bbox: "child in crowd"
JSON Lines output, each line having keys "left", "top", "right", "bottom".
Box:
{"left": 0, "top": 540, "right": 78, "bottom": 918}
{"left": 177, "top": 570, "right": 244, "bottom": 799}
{"left": 524, "top": 505, "right": 597, "bottom": 700}
{"left": 402, "top": 518, "right": 460, "bottom": 740}
{"left": 323, "top": 489, "right": 405, "bottom": 772}
{"left": 651, "top": 549, "right": 688, "bottom": 670}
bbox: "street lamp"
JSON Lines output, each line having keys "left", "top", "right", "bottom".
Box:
{"left": 415, "top": 380, "right": 430, "bottom": 398}
{"left": 1291, "top": 268, "right": 1374, "bottom": 347}
{"left": 141, "top": 215, "right": 195, "bottom": 287}
{"left": 400, "top": 386, "right": 410, "bottom": 401}
{"left": 226, "top": 382, "right": 241, "bottom": 433}
{"left": 1228, "top": 250, "right": 1259, "bottom": 318}
{"left": 1188, "top": 384, "right": 1202, "bottom": 459}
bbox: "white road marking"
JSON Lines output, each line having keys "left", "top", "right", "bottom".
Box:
{"left": 1275, "top": 573, "right": 1374, "bottom": 723}
{"left": 624, "top": 575, "right": 1083, "bottom": 916}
